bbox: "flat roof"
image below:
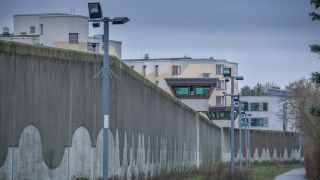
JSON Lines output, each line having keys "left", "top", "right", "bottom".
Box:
{"left": 14, "top": 13, "right": 70, "bottom": 16}
{"left": 14, "top": 13, "right": 88, "bottom": 19}
{"left": 123, "top": 57, "right": 238, "bottom": 65}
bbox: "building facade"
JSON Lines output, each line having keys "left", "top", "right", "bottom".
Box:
{"left": 238, "top": 89, "right": 294, "bottom": 131}
{"left": 0, "top": 13, "right": 122, "bottom": 58}
{"left": 123, "top": 56, "right": 240, "bottom": 123}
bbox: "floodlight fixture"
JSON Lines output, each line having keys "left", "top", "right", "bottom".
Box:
{"left": 112, "top": 17, "right": 130, "bottom": 25}
{"left": 88, "top": 2, "right": 103, "bottom": 19}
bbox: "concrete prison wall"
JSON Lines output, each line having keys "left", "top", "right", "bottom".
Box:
{"left": 221, "top": 128, "right": 303, "bottom": 163}
{"left": 0, "top": 40, "right": 221, "bottom": 180}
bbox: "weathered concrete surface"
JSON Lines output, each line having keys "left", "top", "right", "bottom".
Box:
{"left": 0, "top": 41, "right": 103, "bottom": 169}
{"left": 221, "top": 128, "right": 303, "bottom": 162}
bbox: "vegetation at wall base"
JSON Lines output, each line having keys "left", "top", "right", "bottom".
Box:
{"left": 150, "top": 162, "right": 301, "bottom": 180}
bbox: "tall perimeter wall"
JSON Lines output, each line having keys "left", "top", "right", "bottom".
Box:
{"left": 0, "top": 41, "right": 302, "bottom": 180}
{"left": 0, "top": 41, "right": 220, "bottom": 180}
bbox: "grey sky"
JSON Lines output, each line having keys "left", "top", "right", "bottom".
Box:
{"left": 0, "top": 0, "right": 319, "bottom": 88}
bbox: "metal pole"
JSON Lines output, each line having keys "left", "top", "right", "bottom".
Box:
{"left": 245, "top": 116, "right": 249, "bottom": 171}
{"left": 230, "top": 77, "right": 235, "bottom": 176}
{"left": 239, "top": 102, "right": 242, "bottom": 171}
{"left": 247, "top": 118, "right": 251, "bottom": 168}
{"left": 103, "top": 18, "right": 110, "bottom": 180}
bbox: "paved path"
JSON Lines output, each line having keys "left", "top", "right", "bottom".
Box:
{"left": 274, "top": 167, "right": 306, "bottom": 180}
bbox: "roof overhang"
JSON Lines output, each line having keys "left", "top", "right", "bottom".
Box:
{"left": 165, "top": 78, "right": 219, "bottom": 85}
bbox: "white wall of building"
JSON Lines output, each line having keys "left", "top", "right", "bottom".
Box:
{"left": 39, "top": 15, "right": 88, "bottom": 46}
{"left": 14, "top": 15, "right": 40, "bottom": 35}
{"left": 6, "top": 13, "right": 121, "bottom": 58}
{"left": 238, "top": 96, "right": 286, "bottom": 131}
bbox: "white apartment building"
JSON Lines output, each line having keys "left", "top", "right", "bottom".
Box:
{"left": 237, "top": 89, "right": 294, "bottom": 131}
{"left": 123, "top": 56, "right": 240, "bottom": 124}
{"left": 0, "top": 13, "right": 122, "bottom": 58}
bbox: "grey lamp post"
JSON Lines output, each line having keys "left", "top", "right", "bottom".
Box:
{"left": 245, "top": 113, "right": 252, "bottom": 171}
{"left": 245, "top": 115, "right": 249, "bottom": 170}
{"left": 88, "top": 3, "right": 129, "bottom": 180}
{"left": 239, "top": 100, "right": 243, "bottom": 171}
{"left": 223, "top": 67, "right": 243, "bottom": 177}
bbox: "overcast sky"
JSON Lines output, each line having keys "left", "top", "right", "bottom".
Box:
{"left": 1, "top": 0, "right": 319, "bottom": 88}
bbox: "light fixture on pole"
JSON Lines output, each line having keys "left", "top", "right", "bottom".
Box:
{"left": 223, "top": 67, "right": 244, "bottom": 177}
{"left": 88, "top": 3, "right": 129, "bottom": 180}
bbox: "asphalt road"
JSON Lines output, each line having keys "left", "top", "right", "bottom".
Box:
{"left": 274, "top": 167, "right": 306, "bottom": 180}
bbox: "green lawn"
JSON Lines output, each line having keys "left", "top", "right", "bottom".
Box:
{"left": 250, "top": 163, "right": 302, "bottom": 180}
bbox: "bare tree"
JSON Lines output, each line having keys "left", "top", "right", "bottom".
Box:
{"left": 283, "top": 78, "right": 320, "bottom": 145}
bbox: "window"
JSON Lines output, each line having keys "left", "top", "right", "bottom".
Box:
{"left": 174, "top": 87, "right": 189, "bottom": 95}
{"left": 173, "top": 85, "right": 210, "bottom": 97}
{"left": 242, "top": 102, "right": 249, "bottom": 111}
{"left": 143, "top": 65, "right": 146, "bottom": 76}
{"left": 209, "top": 111, "right": 227, "bottom": 119}
{"left": 202, "top": 73, "right": 210, "bottom": 78}
{"left": 219, "top": 111, "right": 227, "bottom": 118}
{"left": 195, "top": 86, "right": 209, "bottom": 95}
{"left": 209, "top": 112, "right": 216, "bottom": 118}
{"left": 69, "top": 33, "right": 79, "bottom": 44}
{"left": 20, "top": 32, "right": 27, "bottom": 35}
{"left": 216, "top": 64, "right": 224, "bottom": 75}
{"left": 250, "top": 118, "right": 268, "bottom": 127}
{"left": 250, "top": 103, "right": 259, "bottom": 111}
{"left": 40, "top": 24, "right": 43, "bottom": 35}
{"left": 172, "top": 65, "right": 181, "bottom": 75}
{"left": 30, "top": 26, "right": 35, "bottom": 34}
{"left": 263, "top": 103, "right": 268, "bottom": 111}
{"left": 216, "top": 96, "right": 225, "bottom": 106}
{"left": 155, "top": 65, "right": 159, "bottom": 77}
{"left": 216, "top": 80, "right": 226, "bottom": 90}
